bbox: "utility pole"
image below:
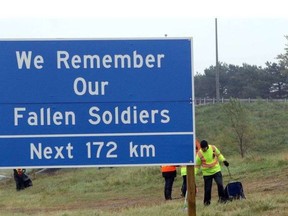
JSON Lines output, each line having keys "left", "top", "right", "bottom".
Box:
{"left": 215, "top": 18, "right": 220, "bottom": 102}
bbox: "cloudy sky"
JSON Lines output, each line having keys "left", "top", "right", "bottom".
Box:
{"left": 0, "top": 0, "right": 287, "bottom": 73}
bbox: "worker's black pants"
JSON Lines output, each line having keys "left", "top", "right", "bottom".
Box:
{"left": 203, "top": 171, "right": 226, "bottom": 205}
{"left": 181, "top": 175, "right": 187, "bottom": 197}
{"left": 164, "top": 176, "right": 175, "bottom": 200}
{"left": 14, "top": 175, "right": 25, "bottom": 191}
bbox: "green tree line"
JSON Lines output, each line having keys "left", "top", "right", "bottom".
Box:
{"left": 195, "top": 35, "right": 288, "bottom": 99}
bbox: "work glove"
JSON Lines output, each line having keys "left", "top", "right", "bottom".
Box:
{"left": 223, "top": 161, "right": 229, "bottom": 167}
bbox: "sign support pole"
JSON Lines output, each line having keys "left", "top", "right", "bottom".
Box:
{"left": 187, "top": 165, "right": 196, "bottom": 216}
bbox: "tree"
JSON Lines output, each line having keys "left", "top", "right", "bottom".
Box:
{"left": 224, "top": 64, "right": 269, "bottom": 98}
{"left": 266, "top": 35, "right": 288, "bottom": 98}
{"left": 194, "top": 63, "right": 230, "bottom": 98}
{"left": 194, "top": 36, "right": 288, "bottom": 100}
{"left": 194, "top": 63, "right": 269, "bottom": 99}
{"left": 265, "top": 62, "right": 288, "bottom": 98}
{"left": 223, "top": 98, "right": 253, "bottom": 158}
{"left": 276, "top": 35, "right": 288, "bottom": 70}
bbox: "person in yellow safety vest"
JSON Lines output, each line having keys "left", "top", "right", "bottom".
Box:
{"left": 161, "top": 165, "right": 177, "bottom": 200}
{"left": 180, "top": 138, "right": 201, "bottom": 197}
{"left": 195, "top": 140, "right": 229, "bottom": 206}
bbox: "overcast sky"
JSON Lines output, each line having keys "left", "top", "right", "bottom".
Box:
{"left": 0, "top": 0, "right": 287, "bottom": 74}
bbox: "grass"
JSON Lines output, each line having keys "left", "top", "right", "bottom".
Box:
{"left": 0, "top": 150, "right": 287, "bottom": 216}
{"left": 0, "top": 102, "right": 287, "bottom": 215}
{"left": 195, "top": 101, "right": 288, "bottom": 155}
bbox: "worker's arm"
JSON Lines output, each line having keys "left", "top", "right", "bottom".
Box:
{"left": 214, "top": 146, "right": 229, "bottom": 166}
{"left": 214, "top": 146, "right": 225, "bottom": 162}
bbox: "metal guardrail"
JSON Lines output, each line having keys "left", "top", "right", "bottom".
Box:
{"left": 195, "top": 98, "right": 288, "bottom": 105}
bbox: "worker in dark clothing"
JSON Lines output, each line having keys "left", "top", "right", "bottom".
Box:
{"left": 13, "top": 169, "right": 33, "bottom": 191}
{"left": 195, "top": 140, "right": 229, "bottom": 206}
{"left": 161, "top": 165, "right": 177, "bottom": 200}
{"left": 13, "top": 169, "right": 26, "bottom": 191}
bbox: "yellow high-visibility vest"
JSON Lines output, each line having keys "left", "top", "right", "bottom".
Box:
{"left": 180, "top": 166, "right": 187, "bottom": 176}
{"left": 195, "top": 145, "right": 225, "bottom": 176}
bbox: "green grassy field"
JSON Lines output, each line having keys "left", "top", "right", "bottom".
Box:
{"left": 0, "top": 102, "right": 287, "bottom": 215}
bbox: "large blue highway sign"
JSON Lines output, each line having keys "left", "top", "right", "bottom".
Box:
{"left": 0, "top": 38, "right": 195, "bottom": 168}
